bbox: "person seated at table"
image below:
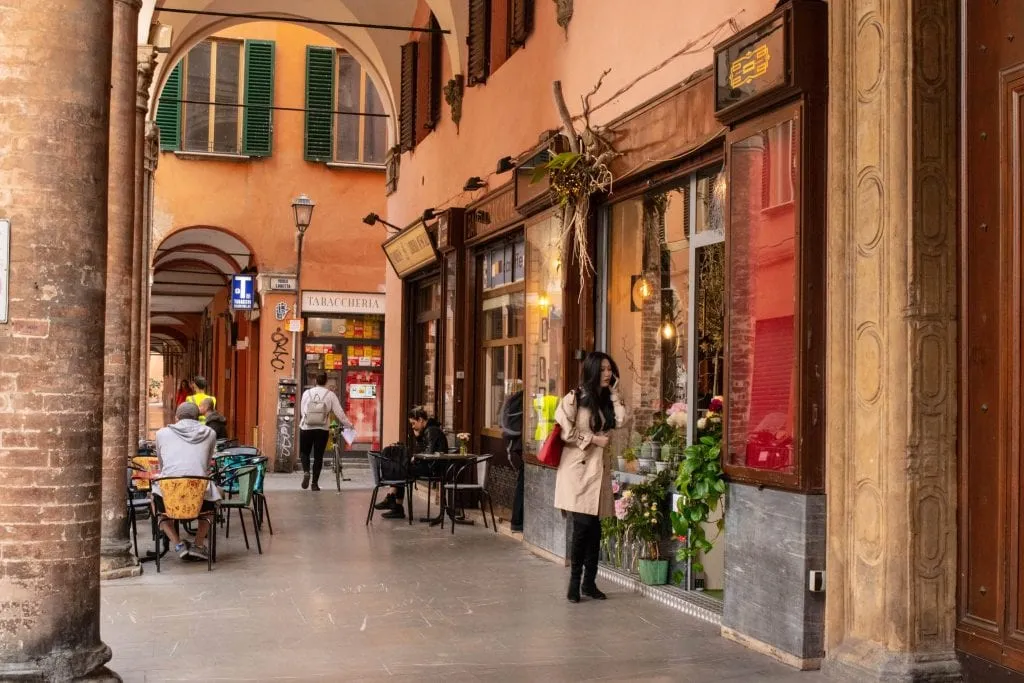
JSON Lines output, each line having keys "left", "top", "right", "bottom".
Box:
{"left": 152, "top": 401, "right": 219, "bottom": 561}
{"left": 378, "top": 406, "right": 448, "bottom": 519}
{"left": 199, "top": 397, "right": 228, "bottom": 439}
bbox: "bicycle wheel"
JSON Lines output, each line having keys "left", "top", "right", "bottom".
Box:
{"left": 334, "top": 442, "right": 342, "bottom": 491}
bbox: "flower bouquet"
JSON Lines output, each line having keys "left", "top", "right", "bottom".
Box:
{"left": 456, "top": 432, "right": 471, "bottom": 454}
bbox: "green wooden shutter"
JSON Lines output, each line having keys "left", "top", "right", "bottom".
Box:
{"left": 243, "top": 40, "right": 275, "bottom": 157}
{"left": 304, "top": 46, "right": 334, "bottom": 162}
{"left": 156, "top": 62, "right": 182, "bottom": 151}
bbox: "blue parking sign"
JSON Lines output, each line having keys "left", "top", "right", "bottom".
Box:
{"left": 231, "top": 274, "right": 254, "bottom": 310}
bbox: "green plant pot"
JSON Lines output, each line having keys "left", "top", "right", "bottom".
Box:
{"left": 638, "top": 558, "right": 669, "bottom": 586}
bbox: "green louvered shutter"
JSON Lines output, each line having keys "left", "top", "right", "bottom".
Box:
{"left": 304, "top": 46, "right": 334, "bottom": 162}
{"left": 156, "top": 62, "right": 182, "bottom": 151}
{"left": 243, "top": 40, "right": 275, "bottom": 157}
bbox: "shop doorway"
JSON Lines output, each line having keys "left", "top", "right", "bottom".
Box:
{"left": 959, "top": 2, "right": 1024, "bottom": 674}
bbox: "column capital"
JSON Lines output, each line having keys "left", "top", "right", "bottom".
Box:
{"left": 137, "top": 46, "right": 158, "bottom": 114}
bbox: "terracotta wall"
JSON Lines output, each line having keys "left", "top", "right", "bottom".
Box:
{"left": 382, "top": 0, "right": 778, "bottom": 443}
{"left": 151, "top": 21, "right": 389, "bottom": 457}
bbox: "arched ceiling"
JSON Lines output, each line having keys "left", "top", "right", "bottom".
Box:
{"left": 140, "top": 0, "right": 468, "bottom": 133}
{"left": 151, "top": 227, "right": 251, "bottom": 315}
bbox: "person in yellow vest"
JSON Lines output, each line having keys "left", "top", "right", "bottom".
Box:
{"left": 186, "top": 376, "right": 216, "bottom": 424}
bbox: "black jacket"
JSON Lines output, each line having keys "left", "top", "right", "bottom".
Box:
{"left": 204, "top": 410, "right": 228, "bottom": 439}
{"left": 415, "top": 418, "right": 448, "bottom": 454}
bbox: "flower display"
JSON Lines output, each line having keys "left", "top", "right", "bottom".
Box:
{"left": 708, "top": 396, "right": 724, "bottom": 414}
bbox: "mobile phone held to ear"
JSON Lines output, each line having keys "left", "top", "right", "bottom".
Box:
{"left": 611, "top": 375, "right": 619, "bottom": 391}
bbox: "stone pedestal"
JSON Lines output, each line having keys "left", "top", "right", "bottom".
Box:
{"left": 0, "top": 3, "right": 119, "bottom": 680}
{"left": 823, "top": 0, "right": 960, "bottom": 680}
{"left": 523, "top": 463, "right": 570, "bottom": 562}
{"left": 721, "top": 485, "right": 825, "bottom": 670}
{"left": 99, "top": 0, "right": 143, "bottom": 582}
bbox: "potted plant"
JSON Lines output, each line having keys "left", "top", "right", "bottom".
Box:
{"left": 620, "top": 470, "right": 673, "bottom": 584}
{"left": 670, "top": 433, "right": 726, "bottom": 585}
{"left": 617, "top": 435, "right": 639, "bottom": 472}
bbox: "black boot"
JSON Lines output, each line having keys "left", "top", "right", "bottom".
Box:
{"left": 374, "top": 493, "right": 397, "bottom": 510}
{"left": 301, "top": 472, "right": 310, "bottom": 489}
{"left": 567, "top": 575, "right": 581, "bottom": 603}
{"left": 381, "top": 502, "right": 406, "bottom": 519}
{"left": 581, "top": 575, "right": 607, "bottom": 600}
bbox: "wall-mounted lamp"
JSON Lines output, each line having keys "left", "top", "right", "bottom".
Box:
{"left": 630, "top": 274, "right": 653, "bottom": 311}
{"left": 537, "top": 292, "right": 551, "bottom": 312}
{"left": 474, "top": 209, "right": 491, "bottom": 224}
{"left": 464, "top": 176, "right": 487, "bottom": 191}
{"left": 422, "top": 208, "right": 437, "bottom": 223}
{"left": 496, "top": 156, "right": 516, "bottom": 174}
{"left": 661, "top": 318, "right": 676, "bottom": 340}
{"left": 363, "top": 212, "right": 401, "bottom": 232}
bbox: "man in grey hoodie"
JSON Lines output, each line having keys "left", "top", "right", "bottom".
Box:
{"left": 152, "top": 402, "right": 219, "bottom": 560}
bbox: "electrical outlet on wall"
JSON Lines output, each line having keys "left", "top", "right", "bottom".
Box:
{"left": 808, "top": 570, "right": 826, "bottom": 593}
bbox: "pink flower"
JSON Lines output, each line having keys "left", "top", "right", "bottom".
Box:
{"left": 614, "top": 498, "right": 629, "bottom": 520}
{"left": 667, "top": 402, "right": 687, "bottom": 416}
{"left": 611, "top": 480, "right": 621, "bottom": 494}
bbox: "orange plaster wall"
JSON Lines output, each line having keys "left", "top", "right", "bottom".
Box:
{"left": 152, "top": 21, "right": 391, "bottom": 459}
{"left": 381, "top": 0, "right": 778, "bottom": 444}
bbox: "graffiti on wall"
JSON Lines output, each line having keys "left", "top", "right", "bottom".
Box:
{"left": 277, "top": 417, "right": 293, "bottom": 467}
{"left": 270, "top": 327, "right": 289, "bottom": 371}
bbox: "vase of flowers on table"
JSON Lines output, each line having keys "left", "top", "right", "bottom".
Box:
{"left": 456, "top": 432, "right": 471, "bottom": 454}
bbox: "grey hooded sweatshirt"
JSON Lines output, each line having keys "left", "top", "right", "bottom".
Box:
{"left": 153, "top": 418, "right": 220, "bottom": 501}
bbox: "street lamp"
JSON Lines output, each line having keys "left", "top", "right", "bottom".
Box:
{"left": 291, "top": 193, "right": 315, "bottom": 472}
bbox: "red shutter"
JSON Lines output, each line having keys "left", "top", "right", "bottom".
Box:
{"left": 510, "top": 0, "right": 533, "bottom": 47}
{"left": 467, "top": 0, "right": 490, "bottom": 86}
{"left": 400, "top": 41, "right": 417, "bottom": 152}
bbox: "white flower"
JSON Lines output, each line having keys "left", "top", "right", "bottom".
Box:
{"left": 697, "top": 417, "right": 707, "bottom": 430}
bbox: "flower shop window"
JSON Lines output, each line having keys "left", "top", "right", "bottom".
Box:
{"left": 723, "top": 101, "right": 825, "bottom": 493}
{"left": 524, "top": 214, "right": 565, "bottom": 454}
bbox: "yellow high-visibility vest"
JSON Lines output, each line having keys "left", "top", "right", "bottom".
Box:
{"left": 186, "top": 392, "right": 216, "bottom": 423}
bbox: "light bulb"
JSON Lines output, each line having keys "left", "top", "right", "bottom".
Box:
{"left": 638, "top": 277, "right": 652, "bottom": 299}
{"left": 661, "top": 320, "right": 675, "bottom": 340}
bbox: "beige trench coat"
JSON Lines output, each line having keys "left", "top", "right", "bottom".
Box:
{"left": 553, "top": 389, "right": 626, "bottom": 518}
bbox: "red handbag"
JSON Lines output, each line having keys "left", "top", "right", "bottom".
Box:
{"left": 537, "top": 423, "right": 563, "bottom": 467}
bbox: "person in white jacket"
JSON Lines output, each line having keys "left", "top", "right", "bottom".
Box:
{"left": 299, "top": 373, "right": 353, "bottom": 491}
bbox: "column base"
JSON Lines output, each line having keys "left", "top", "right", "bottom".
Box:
{"left": 822, "top": 639, "right": 962, "bottom": 682}
{"left": 0, "top": 643, "right": 120, "bottom": 682}
{"left": 100, "top": 541, "right": 141, "bottom": 580}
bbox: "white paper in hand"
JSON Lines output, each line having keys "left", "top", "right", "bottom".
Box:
{"left": 342, "top": 428, "right": 357, "bottom": 446}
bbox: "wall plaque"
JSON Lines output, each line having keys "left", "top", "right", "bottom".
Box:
{"left": 382, "top": 223, "right": 439, "bottom": 278}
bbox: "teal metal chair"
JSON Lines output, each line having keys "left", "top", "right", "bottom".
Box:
{"left": 219, "top": 465, "right": 262, "bottom": 554}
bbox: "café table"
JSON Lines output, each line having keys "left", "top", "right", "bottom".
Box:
{"left": 412, "top": 452, "right": 480, "bottom": 527}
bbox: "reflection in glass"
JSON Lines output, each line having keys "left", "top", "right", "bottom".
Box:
{"left": 525, "top": 216, "right": 565, "bottom": 449}
{"left": 442, "top": 256, "right": 457, "bottom": 433}
{"left": 213, "top": 40, "right": 241, "bottom": 153}
{"left": 726, "top": 116, "right": 799, "bottom": 473}
{"left": 336, "top": 53, "right": 360, "bottom": 162}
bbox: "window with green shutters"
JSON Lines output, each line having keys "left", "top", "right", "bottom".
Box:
{"left": 305, "top": 46, "right": 388, "bottom": 166}
{"left": 304, "top": 46, "right": 334, "bottom": 161}
{"left": 156, "top": 63, "right": 182, "bottom": 151}
{"left": 155, "top": 38, "right": 276, "bottom": 156}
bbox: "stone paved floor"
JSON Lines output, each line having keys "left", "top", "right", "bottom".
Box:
{"left": 102, "top": 473, "right": 830, "bottom": 682}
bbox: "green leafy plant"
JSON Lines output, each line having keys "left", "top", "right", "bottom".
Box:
{"left": 671, "top": 435, "right": 726, "bottom": 583}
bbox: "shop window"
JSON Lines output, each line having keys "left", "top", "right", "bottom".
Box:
{"left": 156, "top": 38, "right": 276, "bottom": 156}
{"left": 441, "top": 255, "right": 458, "bottom": 433}
{"left": 524, "top": 215, "right": 565, "bottom": 452}
{"left": 304, "top": 46, "right": 387, "bottom": 165}
{"left": 599, "top": 164, "right": 726, "bottom": 452}
{"left": 726, "top": 115, "right": 799, "bottom": 477}
{"left": 412, "top": 279, "right": 442, "bottom": 416}
{"left": 478, "top": 235, "right": 525, "bottom": 436}
{"left": 467, "top": 0, "right": 535, "bottom": 86}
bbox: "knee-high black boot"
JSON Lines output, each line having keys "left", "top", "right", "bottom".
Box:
{"left": 568, "top": 513, "right": 589, "bottom": 603}
{"left": 582, "top": 516, "right": 606, "bottom": 600}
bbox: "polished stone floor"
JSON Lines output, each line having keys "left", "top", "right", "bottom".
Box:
{"left": 102, "top": 472, "right": 829, "bottom": 682}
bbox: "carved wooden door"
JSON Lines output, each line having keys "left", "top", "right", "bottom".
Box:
{"left": 959, "top": 0, "right": 1024, "bottom": 672}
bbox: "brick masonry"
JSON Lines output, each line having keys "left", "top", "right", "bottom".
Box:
{"left": 0, "top": 3, "right": 119, "bottom": 680}
{"left": 722, "top": 483, "right": 826, "bottom": 664}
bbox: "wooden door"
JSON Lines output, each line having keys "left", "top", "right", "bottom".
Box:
{"left": 959, "top": 0, "right": 1024, "bottom": 671}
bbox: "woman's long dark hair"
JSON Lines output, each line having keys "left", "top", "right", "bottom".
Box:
{"left": 577, "top": 352, "right": 619, "bottom": 432}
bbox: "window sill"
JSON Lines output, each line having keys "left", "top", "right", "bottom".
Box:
{"left": 172, "top": 151, "right": 253, "bottom": 162}
{"left": 326, "top": 161, "right": 386, "bottom": 172}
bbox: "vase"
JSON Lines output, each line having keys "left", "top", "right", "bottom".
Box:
{"left": 616, "top": 456, "right": 627, "bottom": 471}
{"left": 640, "top": 440, "right": 659, "bottom": 461}
{"left": 459, "top": 444, "right": 467, "bottom": 454}
{"left": 637, "top": 458, "right": 655, "bottom": 473}
{"left": 660, "top": 443, "right": 675, "bottom": 462}
{"left": 654, "top": 460, "right": 670, "bottom": 473}
{"left": 638, "top": 558, "right": 669, "bottom": 585}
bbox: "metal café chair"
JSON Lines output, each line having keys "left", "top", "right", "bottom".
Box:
{"left": 442, "top": 454, "right": 497, "bottom": 534}
{"left": 365, "top": 445, "right": 415, "bottom": 525}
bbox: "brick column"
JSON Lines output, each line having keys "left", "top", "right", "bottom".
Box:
{"left": 140, "top": 118, "right": 159, "bottom": 438}
{"left": 823, "top": 0, "right": 960, "bottom": 680}
{"left": 99, "top": 0, "right": 143, "bottom": 581}
{"left": 0, "top": 3, "right": 119, "bottom": 681}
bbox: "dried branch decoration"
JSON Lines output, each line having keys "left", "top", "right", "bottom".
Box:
{"left": 444, "top": 76, "right": 464, "bottom": 133}
{"left": 534, "top": 71, "right": 618, "bottom": 298}
{"left": 553, "top": 0, "right": 573, "bottom": 36}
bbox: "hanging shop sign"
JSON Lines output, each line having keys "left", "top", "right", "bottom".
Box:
{"left": 382, "top": 223, "right": 438, "bottom": 278}
{"left": 712, "top": 0, "right": 825, "bottom": 126}
{"left": 231, "top": 274, "right": 255, "bottom": 310}
{"left": 302, "top": 291, "right": 386, "bottom": 315}
{"left": 0, "top": 219, "right": 9, "bottom": 324}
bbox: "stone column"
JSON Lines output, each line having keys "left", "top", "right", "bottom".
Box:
{"left": 128, "top": 48, "right": 156, "bottom": 447}
{"left": 140, "top": 118, "right": 159, "bottom": 438}
{"left": 99, "top": 0, "right": 143, "bottom": 581}
{"left": 0, "top": 3, "right": 119, "bottom": 681}
{"left": 823, "top": 0, "right": 960, "bottom": 681}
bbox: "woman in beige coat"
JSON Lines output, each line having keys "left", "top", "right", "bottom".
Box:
{"left": 554, "top": 352, "right": 626, "bottom": 603}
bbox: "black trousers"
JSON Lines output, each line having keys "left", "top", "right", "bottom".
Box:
{"left": 570, "top": 512, "right": 602, "bottom": 585}
{"left": 511, "top": 465, "right": 525, "bottom": 528}
{"left": 299, "top": 428, "right": 330, "bottom": 481}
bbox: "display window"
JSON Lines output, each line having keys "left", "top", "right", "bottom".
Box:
{"left": 411, "top": 278, "right": 442, "bottom": 417}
